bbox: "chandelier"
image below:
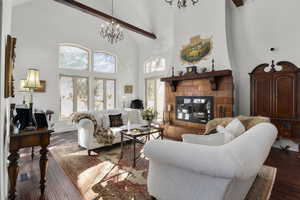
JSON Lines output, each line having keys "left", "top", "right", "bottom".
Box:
{"left": 165, "top": 0, "right": 199, "bottom": 9}
{"left": 99, "top": 0, "right": 124, "bottom": 44}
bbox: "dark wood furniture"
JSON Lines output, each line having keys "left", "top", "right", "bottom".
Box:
{"left": 161, "top": 70, "right": 234, "bottom": 140}
{"left": 120, "top": 127, "right": 164, "bottom": 168}
{"left": 250, "top": 61, "right": 300, "bottom": 151}
{"left": 8, "top": 128, "right": 54, "bottom": 200}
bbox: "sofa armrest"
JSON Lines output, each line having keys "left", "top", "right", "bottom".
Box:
{"left": 77, "top": 119, "right": 95, "bottom": 148}
{"left": 182, "top": 133, "right": 225, "bottom": 146}
{"left": 144, "top": 140, "right": 237, "bottom": 179}
{"left": 78, "top": 118, "right": 94, "bottom": 134}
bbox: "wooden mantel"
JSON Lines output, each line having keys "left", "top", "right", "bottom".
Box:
{"left": 161, "top": 70, "right": 232, "bottom": 92}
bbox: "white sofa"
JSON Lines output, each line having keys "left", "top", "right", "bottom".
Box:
{"left": 77, "top": 108, "right": 146, "bottom": 155}
{"left": 144, "top": 123, "right": 277, "bottom": 200}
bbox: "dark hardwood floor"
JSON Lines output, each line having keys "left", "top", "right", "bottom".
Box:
{"left": 14, "top": 132, "right": 300, "bottom": 200}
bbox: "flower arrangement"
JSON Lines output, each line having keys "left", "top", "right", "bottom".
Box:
{"left": 141, "top": 108, "right": 157, "bottom": 127}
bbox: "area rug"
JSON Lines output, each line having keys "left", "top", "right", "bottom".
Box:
{"left": 50, "top": 143, "right": 277, "bottom": 200}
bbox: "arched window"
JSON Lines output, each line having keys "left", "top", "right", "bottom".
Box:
{"left": 59, "top": 44, "right": 90, "bottom": 70}
{"left": 93, "top": 52, "right": 116, "bottom": 73}
{"left": 144, "top": 57, "right": 166, "bottom": 74}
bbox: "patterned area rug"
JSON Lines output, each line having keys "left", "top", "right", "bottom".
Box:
{"left": 50, "top": 143, "right": 276, "bottom": 200}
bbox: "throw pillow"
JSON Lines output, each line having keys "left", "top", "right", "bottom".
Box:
{"left": 225, "top": 118, "right": 245, "bottom": 137}
{"left": 217, "top": 125, "right": 235, "bottom": 143}
{"left": 109, "top": 114, "right": 124, "bottom": 127}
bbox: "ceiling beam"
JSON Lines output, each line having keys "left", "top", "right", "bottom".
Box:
{"left": 232, "top": 0, "right": 244, "bottom": 7}
{"left": 53, "top": 0, "right": 157, "bottom": 40}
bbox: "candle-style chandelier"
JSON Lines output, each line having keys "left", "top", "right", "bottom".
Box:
{"left": 99, "top": 0, "right": 124, "bottom": 44}
{"left": 165, "top": 0, "right": 200, "bottom": 9}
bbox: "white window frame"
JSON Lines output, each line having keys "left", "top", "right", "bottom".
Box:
{"left": 59, "top": 43, "right": 91, "bottom": 71}
{"left": 145, "top": 77, "right": 165, "bottom": 122}
{"left": 59, "top": 74, "right": 90, "bottom": 119}
{"left": 92, "top": 51, "right": 117, "bottom": 74}
{"left": 93, "top": 78, "right": 116, "bottom": 110}
{"left": 144, "top": 57, "right": 166, "bottom": 74}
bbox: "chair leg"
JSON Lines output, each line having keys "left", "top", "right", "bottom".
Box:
{"left": 31, "top": 147, "right": 35, "bottom": 160}
{"left": 150, "top": 196, "right": 157, "bottom": 200}
{"left": 88, "top": 150, "right": 91, "bottom": 156}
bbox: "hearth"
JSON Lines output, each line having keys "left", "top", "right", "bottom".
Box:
{"left": 176, "top": 96, "right": 213, "bottom": 124}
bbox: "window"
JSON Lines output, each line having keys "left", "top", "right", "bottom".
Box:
{"left": 94, "top": 79, "right": 116, "bottom": 111}
{"left": 60, "top": 76, "right": 89, "bottom": 119}
{"left": 145, "top": 78, "right": 165, "bottom": 121}
{"left": 93, "top": 52, "right": 116, "bottom": 73}
{"left": 145, "top": 57, "right": 166, "bottom": 74}
{"left": 59, "top": 44, "right": 89, "bottom": 70}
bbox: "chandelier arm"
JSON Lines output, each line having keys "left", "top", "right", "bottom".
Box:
{"left": 191, "top": 0, "right": 199, "bottom": 5}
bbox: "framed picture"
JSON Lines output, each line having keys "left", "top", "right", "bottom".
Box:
{"left": 4, "top": 35, "right": 17, "bottom": 98}
{"left": 34, "top": 80, "right": 46, "bottom": 93}
{"left": 124, "top": 85, "right": 133, "bottom": 94}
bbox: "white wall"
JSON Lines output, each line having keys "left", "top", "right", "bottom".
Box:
{"left": 11, "top": 0, "right": 139, "bottom": 131}
{"left": 0, "top": 0, "right": 12, "bottom": 198}
{"left": 227, "top": 0, "right": 300, "bottom": 115}
{"left": 138, "top": 0, "right": 231, "bottom": 103}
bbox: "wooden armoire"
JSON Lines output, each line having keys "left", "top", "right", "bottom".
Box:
{"left": 250, "top": 61, "right": 300, "bottom": 143}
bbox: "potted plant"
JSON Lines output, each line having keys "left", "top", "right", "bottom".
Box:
{"left": 141, "top": 108, "right": 158, "bottom": 129}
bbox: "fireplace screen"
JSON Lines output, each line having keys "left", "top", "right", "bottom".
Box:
{"left": 176, "top": 96, "right": 213, "bottom": 124}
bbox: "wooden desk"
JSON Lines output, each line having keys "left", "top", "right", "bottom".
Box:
{"left": 8, "top": 128, "right": 54, "bottom": 200}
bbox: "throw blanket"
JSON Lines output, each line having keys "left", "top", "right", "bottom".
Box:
{"left": 71, "top": 113, "right": 115, "bottom": 145}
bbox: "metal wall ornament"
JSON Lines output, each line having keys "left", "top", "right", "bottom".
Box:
{"left": 165, "top": 0, "right": 200, "bottom": 9}
{"left": 181, "top": 35, "right": 212, "bottom": 64}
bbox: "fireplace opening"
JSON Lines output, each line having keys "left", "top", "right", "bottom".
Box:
{"left": 176, "top": 96, "right": 214, "bottom": 124}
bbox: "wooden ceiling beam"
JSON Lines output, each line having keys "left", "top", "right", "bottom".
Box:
{"left": 232, "top": 0, "right": 244, "bottom": 7}
{"left": 53, "top": 0, "right": 157, "bottom": 40}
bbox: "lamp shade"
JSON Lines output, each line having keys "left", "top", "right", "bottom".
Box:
{"left": 19, "top": 79, "right": 30, "bottom": 92}
{"left": 24, "top": 68, "right": 41, "bottom": 89}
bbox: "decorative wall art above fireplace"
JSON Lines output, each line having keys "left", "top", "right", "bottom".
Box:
{"left": 176, "top": 96, "right": 213, "bottom": 124}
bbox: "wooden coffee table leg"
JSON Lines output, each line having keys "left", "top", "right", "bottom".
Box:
{"left": 133, "top": 137, "right": 136, "bottom": 168}
{"left": 39, "top": 145, "right": 49, "bottom": 195}
{"left": 120, "top": 133, "right": 124, "bottom": 159}
{"left": 8, "top": 149, "right": 20, "bottom": 200}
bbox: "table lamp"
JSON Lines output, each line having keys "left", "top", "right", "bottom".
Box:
{"left": 24, "top": 68, "right": 41, "bottom": 128}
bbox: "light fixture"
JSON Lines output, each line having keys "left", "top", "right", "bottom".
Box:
{"left": 165, "top": 0, "right": 200, "bottom": 9}
{"left": 24, "top": 68, "right": 41, "bottom": 90}
{"left": 99, "top": 0, "right": 124, "bottom": 44}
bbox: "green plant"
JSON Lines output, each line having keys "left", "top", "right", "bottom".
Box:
{"left": 141, "top": 108, "right": 157, "bottom": 122}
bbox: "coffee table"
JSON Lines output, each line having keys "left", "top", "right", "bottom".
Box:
{"left": 120, "top": 126, "right": 164, "bottom": 168}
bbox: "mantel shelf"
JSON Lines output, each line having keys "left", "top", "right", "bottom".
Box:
{"left": 161, "top": 70, "right": 232, "bottom": 92}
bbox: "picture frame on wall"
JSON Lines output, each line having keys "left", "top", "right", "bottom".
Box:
{"left": 124, "top": 85, "right": 133, "bottom": 94}
{"left": 4, "top": 35, "right": 17, "bottom": 98}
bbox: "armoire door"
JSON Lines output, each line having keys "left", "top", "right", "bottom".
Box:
{"left": 251, "top": 75, "right": 273, "bottom": 116}
{"left": 273, "top": 73, "right": 296, "bottom": 118}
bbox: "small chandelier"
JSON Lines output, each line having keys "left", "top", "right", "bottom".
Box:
{"left": 99, "top": 0, "right": 124, "bottom": 44}
{"left": 165, "top": 0, "right": 199, "bottom": 9}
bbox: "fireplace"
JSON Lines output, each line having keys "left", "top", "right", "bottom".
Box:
{"left": 176, "top": 96, "right": 214, "bottom": 124}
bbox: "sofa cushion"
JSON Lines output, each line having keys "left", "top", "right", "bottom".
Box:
{"left": 109, "top": 114, "right": 124, "bottom": 127}
{"left": 225, "top": 118, "right": 245, "bottom": 137}
{"left": 217, "top": 125, "right": 235, "bottom": 143}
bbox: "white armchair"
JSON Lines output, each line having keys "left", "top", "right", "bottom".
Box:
{"left": 144, "top": 123, "right": 277, "bottom": 200}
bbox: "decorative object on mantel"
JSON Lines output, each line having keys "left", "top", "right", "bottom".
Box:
{"left": 165, "top": 0, "right": 199, "bottom": 9}
{"left": 4, "top": 35, "right": 17, "bottom": 98}
{"left": 178, "top": 70, "right": 184, "bottom": 76}
{"left": 249, "top": 61, "right": 300, "bottom": 155}
{"left": 185, "top": 66, "right": 197, "bottom": 75}
{"left": 172, "top": 66, "right": 175, "bottom": 77}
{"left": 181, "top": 35, "right": 212, "bottom": 64}
{"left": 161, "top": 69, "right": 232, "bottom": 92}
{"left": 99, "top": 0, "right": 124, "bottom": 44}
{"left": 198, "top": 67, "right": 207, "bottom": 73}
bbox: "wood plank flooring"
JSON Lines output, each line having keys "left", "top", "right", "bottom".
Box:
{"left": 14, "top": 132, "right": 300, "bottom": 200}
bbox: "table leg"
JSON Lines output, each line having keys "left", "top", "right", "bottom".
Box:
{"left": 120, "top": 133, "right": 124, "bottom": 159}
{"left": 133, "top": 137, "right": 136, "bottom": 168}
{"left": 39, "top": 145, "right": 49, "bottom": 195}
{"left": 31, "top": 147, "right": 35, "bottom": 160}
{"left": 8, "top": 150, "right": 20, "bottom": 200}
{"left": 161, "top": 130, "right": 164, "bottom": 140}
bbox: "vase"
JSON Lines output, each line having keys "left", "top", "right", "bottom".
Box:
{"left": 148, "top": 121, "right": 152, "bottom": 129}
